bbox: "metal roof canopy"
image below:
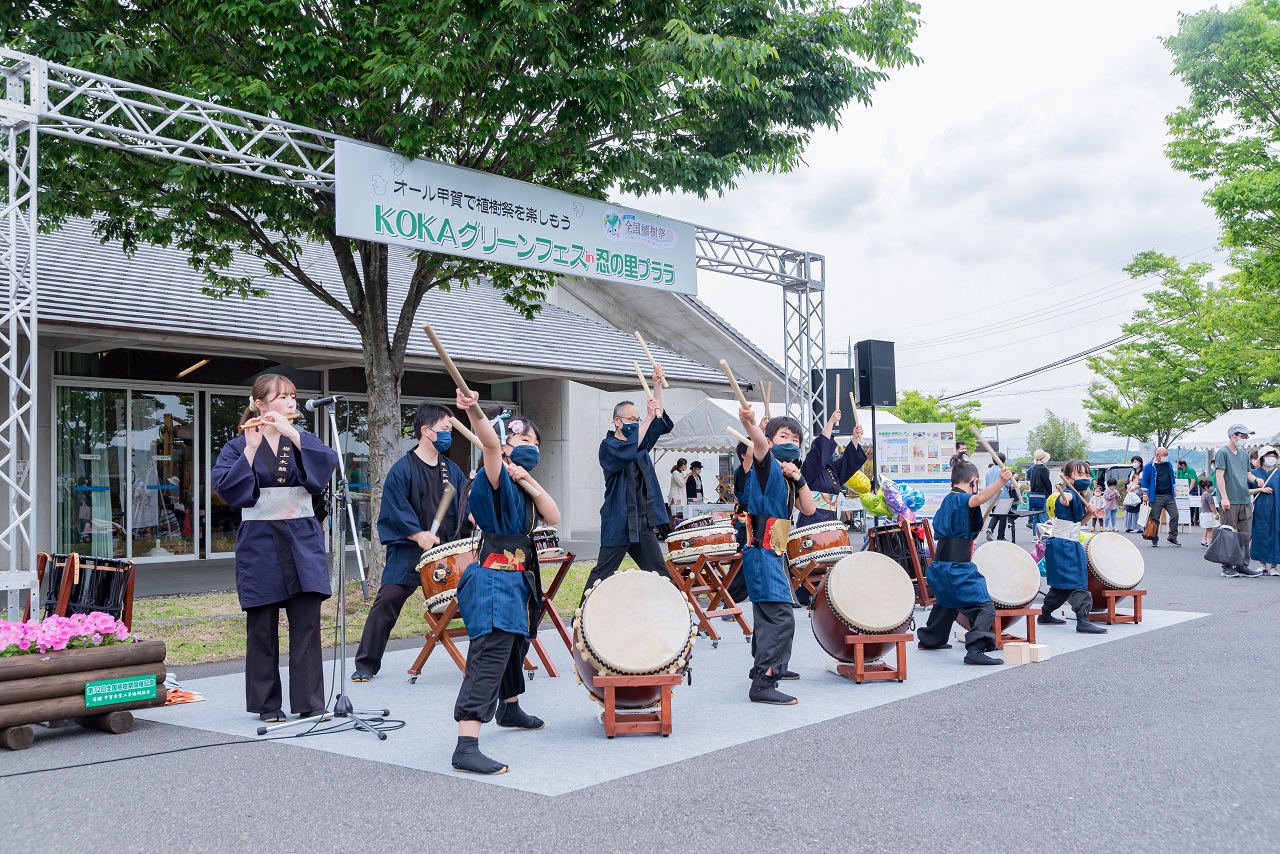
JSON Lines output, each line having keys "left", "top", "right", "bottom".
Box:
{"left": 0, "top": 49, "right": 827, "bottom": 617}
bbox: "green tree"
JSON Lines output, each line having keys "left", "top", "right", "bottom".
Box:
{"left": 1083, "top": 251, "right": 1263, "bottom": 446}
{"left": 1026, "top": 410, "right": 1089, "bottom": 462}
{"left": 12, "top": 1, "right": 921, "bottom": 583}
{"left": 888, "top": 391, "right": 984, "bottom": 452}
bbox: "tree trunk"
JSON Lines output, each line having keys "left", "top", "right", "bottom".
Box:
{"left": 361, "top": 324, "right": 404, "bottom": 590}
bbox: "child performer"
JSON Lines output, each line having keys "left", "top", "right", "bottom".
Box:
{"left": 916, "top": 460, "right": 1015, "bottom": 665}
{"left": 1038, "top": 460, "right": 1107, "bottom": 634}
{"left": 451, "top": 390, "right": 560, "bottom": 775}
{"left": 738, "top": 407, "right": 817, "bottom": 704}
{"left": 211, "top": 375, "right": 337, "bottom": 722}
{"left": 795, "top": 407, "right": 866, "bottom": 605}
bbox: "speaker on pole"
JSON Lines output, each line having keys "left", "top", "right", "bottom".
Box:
{"left": 855, "top": 340, "right": 897, "bottom": 408}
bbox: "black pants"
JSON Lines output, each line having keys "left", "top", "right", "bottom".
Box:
{"left": 987, "top": 512, "right": 1014, "bottom": 541}
{"left": 244, "top": 592, "right": 325, "bottom": 715}
{"left": 726, "top": 523, "right": 749, "bottom": 605}
{"left": 1043, "top": 586, "right": 1094, "bottom": 620}
{"left": 354, "top": 582, "right": 417, "bottom": 675}
{"left": 916, "top": 600, "right": 996, "bottom": 655}
{"left": 583, "top": 526, "right": 667, "bottom": 602}
{"left": 1149, "top": 494, "right": 1180, "bottom": 542}
{"left": 453, "top": 629, "right": 529, "bottom": 723}
{"left": 749, "top": 601, "right": 795, "bottom": 691}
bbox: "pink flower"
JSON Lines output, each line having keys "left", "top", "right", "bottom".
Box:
{"left": 17, "top": 639, "right": 29, "bottom": 650}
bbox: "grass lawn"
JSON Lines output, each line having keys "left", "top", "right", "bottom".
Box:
{"left": 134, "top": 558, "right": 630, "bottom": 666}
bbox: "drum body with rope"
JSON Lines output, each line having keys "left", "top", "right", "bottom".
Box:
{"left": 1085, "top": 532, "right": 1145, "bottom": 608}
{"left": 417, "top": 538, "right": 479, "bottom": 614}
{"left": 531, "top": 525, "right": 565, "bottom": 561}
{"left": 811, "top": 553, "right": 916, "bottom": 663}
{"left": 665, "top": 524, "right": 738, "bottom": 564}
{"left": 969, "top": 541, "right": 1041, "bottom": 632}
{"left": 671, "top": 514, "right": 721, "bottom": 534}
{"left": 787, "top": 521, "right": 853, "bottom": 568}
{"left": 572, "top": 571, "right": 697, "bottom": 709}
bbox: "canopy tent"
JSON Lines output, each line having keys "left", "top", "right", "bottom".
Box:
{"left": 1174, "top": 408, "right": 1280, "bottom": 451}
{"left": 655, "top": 398, "right": 903, "bottom": 453}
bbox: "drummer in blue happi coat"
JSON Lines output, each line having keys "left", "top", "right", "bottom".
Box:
{"left": 794, "top": 404, "right": 866, "bottom": 605}
{"left": 1248, "top": 446, "right": 1280, "bottom": 573}
{"left": 916, "top": 460, "right": 1015, "bottom": 665}
{"left": 351, "top": 402, "right": 467, "bottom": 682}
{"left": 737, "top": 406, "right": 817, "bottom": 705}
{"left": 451, "top": 389, "right": 561, "bottom": 776}
{"left": 1038, "top": 459, "right": 1107, "bottom": 634}
{"left": 211, "top": 374, "right": 338, "bottom": 722}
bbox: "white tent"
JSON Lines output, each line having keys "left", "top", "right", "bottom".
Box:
{"left": 1175, "top": 408, "right": 1280, "bottom": 451}
{"left": 655, "top": 397, "right": 903, "bottom": 453}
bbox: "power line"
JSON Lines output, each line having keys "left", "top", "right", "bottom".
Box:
{"left": 938, "top": 333, "right": 1135, "bottom": 401}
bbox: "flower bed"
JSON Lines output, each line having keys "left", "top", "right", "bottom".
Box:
{"left": 1, "top": 612, "right": 133, "bottom": 656}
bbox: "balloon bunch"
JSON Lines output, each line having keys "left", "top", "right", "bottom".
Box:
{"left": 881, "top": 479, "right": 916, "bottom": 523}
{"left": 859, "top": 490, "right": 892, "bottom": 517}
{"left": 846, "top": 470, "right": 872, "bottom": 495}
{"left": 900, "top": 484, "right": 926, "bottom": 513}
{"left": 857, "top": 478, "right": 923, "bottom": 522}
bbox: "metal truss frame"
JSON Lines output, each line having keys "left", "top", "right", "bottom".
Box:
{"left": 0, "top": 49, "right": 826, "bottom": 614}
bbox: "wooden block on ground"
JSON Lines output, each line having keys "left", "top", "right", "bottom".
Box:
{"left": 1003, "top": 642, "right": 1031, "bottom": 665}
{"left": 1028, "top": 644, "right": 1051, "bottom": 662}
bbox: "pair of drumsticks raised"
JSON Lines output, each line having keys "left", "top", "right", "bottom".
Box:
{"left": 719, "top": 362, "right": 861, "bottom": 448}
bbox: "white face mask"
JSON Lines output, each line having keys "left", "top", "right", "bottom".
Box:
{"left": 1265, "top": 458, "right": 1277, "bottom": 469}
{"left": 1134, "top": 463, "right": 1142, "bottom": 470}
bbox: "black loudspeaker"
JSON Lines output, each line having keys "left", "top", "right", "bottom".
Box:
{"left": 855, "top": 339, "right": 897, "bottom": 408}
{"left": 822, "top": 368, "right": 856, "bottom": 436}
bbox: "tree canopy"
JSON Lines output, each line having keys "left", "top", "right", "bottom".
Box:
{"left": 1026, "top": 410, "right": 1090, "bottom": 462}
{"left": 10, "top": 1, "right": 922, "bottom": 582}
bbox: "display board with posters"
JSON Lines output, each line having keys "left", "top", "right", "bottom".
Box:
{"left": 875, "top": 423, "right": 957, "bottom": 520}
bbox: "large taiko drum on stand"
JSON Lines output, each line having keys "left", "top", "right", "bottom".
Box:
{"left": 787, "top": 521, "right": 853, "bottom": 568}
{"left": 972, "top": 541, "right": 1041, "bottom": 632}
{"left": 665, "top": 524, "right": 738, "bottom": 564}
{"left": 811, "top": 552, "right": 916, "bottom": 663}
{"left": 572, "top": 571, "right": 697, "bottom": 709}
{"left": 417, "top": 538, "right": 479, "bottom": 615}
{"left": 1085, "top": 532, "right": 1145, "bottom": 609}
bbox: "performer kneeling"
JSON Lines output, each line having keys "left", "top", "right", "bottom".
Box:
{"left": 738, "top": 407, "right": 816, "bottom": 704}
{"left": 916, "top": 461, "right": 1014, "bottom": 665}
{"left": 452, "top": 390, "right": 560, "bottom": 775}
{"left": 212, "top": 375, "right": 338, "bottom": 722}
{"left": 351, "top": 402, "right": 467, "bottom": 681}
{"left": 1039, "top": 460, "right": 1107, "bottom": 634}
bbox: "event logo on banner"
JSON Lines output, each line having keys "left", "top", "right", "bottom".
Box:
{"left": 334, "top": 140, "right": 697, "bottom": 295}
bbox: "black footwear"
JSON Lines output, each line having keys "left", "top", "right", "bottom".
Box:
{"left": 495, "top": 700, "right": 544, "bottom": 730}
{"left": 258, "top": 709, "right": 285, "bottom": 723}
{"left": 350, "top": 669, "right": 373, "bottom": 682}
{"left": 1076, "top": 620, "right": 1107, "bottom": 634}
{"left": 778, "top": 670, "right": 800, "bottom": 681}
{"left": 963, "top": 651, "right": 1003, "bottom": 666}
{"left": 452, "top": 737, "right": 508, "bottom": 775}
{"left": 986, "top": 530, "right": 994, "bottom": 542}
{"left": 1150, "top": 540, "right": 1158, "bottom": 547}
{"left": 917, "top": 642, "right": 953, "bottom": 650}
{"left": 1037, "top": 613, "right": 1067, "bottom": 625}
{"left": 1168, "top": 540, "right": 1182, "bottom": 548}
{"left": 749, "top": 687, "right": 798, "bottom": 705}
{"left": 296, "top": 709, "right": 327, "bottom": 719}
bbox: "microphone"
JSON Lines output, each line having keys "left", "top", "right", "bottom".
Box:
{"left": 305, "top": 394, "right": 347, "bottom": 411}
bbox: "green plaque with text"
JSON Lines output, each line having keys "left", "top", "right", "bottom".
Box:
{"left": 84, "top": 674, "right": 157, "bottom": 708}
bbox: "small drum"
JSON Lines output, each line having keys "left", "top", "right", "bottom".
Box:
{"left": 1085, "top": 532, "right": 1145, "bottom": 607}
{"left": 424, "top": 588, "right": 456, "bottom": 616}
{"left": 972, "top": 541, "right": 1042, "bottom": 632}
{"left": 672, "top": 514, "right": 721, "bottom": 534}
{"left": 532, "top": 525, "right": 565, "bottom": 561}
{"left": 665, "top": 524, "right": 738, "bottom": 564}
{"left": 417, "top": 538, "right": 479, "bottom": 601}
{"left": 787, "top": 521, "right": 853, "bottom": 567}
{"left": 572, "top": 571, "right": 697, "bottom": 709}
{"left": 811, "top": 552, "right": 916, "bottom": 663}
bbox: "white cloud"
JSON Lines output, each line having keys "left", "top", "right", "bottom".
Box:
{"left": 619, "top": 0, "right": 1227, "bottom": 447}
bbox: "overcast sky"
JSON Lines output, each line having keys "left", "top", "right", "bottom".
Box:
{"left": 619, "top": 0, "right": 1226, "bottom": 455}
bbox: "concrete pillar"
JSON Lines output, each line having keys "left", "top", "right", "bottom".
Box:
{"left": 519, "top": 378, "right": 575, "bottom": 539}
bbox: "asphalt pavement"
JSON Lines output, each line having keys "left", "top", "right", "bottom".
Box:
{"left": 4, "top": 530, "right": 1278, "bottom": 853}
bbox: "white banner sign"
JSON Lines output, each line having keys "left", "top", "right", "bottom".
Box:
{"left": 875, "top": 422, "right": 958, "bottom": 482}
{"left": 335, "top": 140, "right": 697, "bottom": 295}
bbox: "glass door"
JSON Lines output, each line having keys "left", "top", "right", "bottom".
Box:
{"left": 129, "top": 391, "right": 197, "bottom": 559}
{"left": 56, "top": 387, "right": 128, "bottom": 558}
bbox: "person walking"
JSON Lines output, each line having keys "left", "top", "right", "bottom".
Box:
{"left": 1123, "top": 469, "right": 1143, "bottom": 532}
{"left": 1141, "top": 447, "right": 1181, "bottom": 547}
{"left": 1250, "top": 446, "right": 1280, "bottom": 574}
{"left": 1026, "top": 449, "right": 1052, "bottom": 532}
{"left": 1216, "top": 423, "right": 1266, "bottom": 578}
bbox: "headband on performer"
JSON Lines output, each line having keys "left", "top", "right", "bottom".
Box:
{"left": 489, "top": 410, "right": 509, "bottom": 446}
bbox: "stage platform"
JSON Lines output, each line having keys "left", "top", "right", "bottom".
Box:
{"left": 138, "top": 606, "right": 1204, "bottom": 797}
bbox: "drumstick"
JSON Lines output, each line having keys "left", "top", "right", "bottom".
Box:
{"left": 449, "top": 416, "right": 542, "bottom": 498}
{"left": 727, "top": 426, "right": 749, "bottom": 445}
{"left": 835, "top": 374, "right": 840, "bottom": 412}
{"left": 634, "top": 332, "right": 669, "bottom": 388}
{"left": 428, "top": 484, "right": 457, "bottom": 537}
{"left": 634, "top": 361, "right": 663, "bottom": 417}
{"left": 423, "top": 324, "right": 486, "bottom": 419}
{"left": 848, "top": 391, "right": 860, "bottom": 429}
{"left": 238, "top": 412, "right": 302, "bottom": 431}
{"left": 719, "top": 360, "right": 751, "bottom": 410}
{"left": 760, "top": 378, "right": 771, "bottom": 420}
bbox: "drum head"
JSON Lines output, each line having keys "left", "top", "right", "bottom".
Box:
{"left": 531, "top": 525, "right": 556, "bottom": 535}
{"left": 581, "top": 571, "right": 692, "bottom": 674}
{"left": 420, "top": 538, "right": 476, "bottom": 563}
{"left": 826, "top": 552, "right": 916, "bottom": 633}
{"left": 790, "top": 521, "right": 847, "bottom": 538}
{"left": 973, "top": 541, "right": 1041, "bottom": 607}
{"left": 1086, "top": 532, "right": 1145, "bottom": 588}
{"left": 425, "top": 589, "right": 456, "bottom": 615}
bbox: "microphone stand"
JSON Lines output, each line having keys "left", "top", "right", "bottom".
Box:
{"left": 258, "top": 401, "right": 388, "bottom": 740}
